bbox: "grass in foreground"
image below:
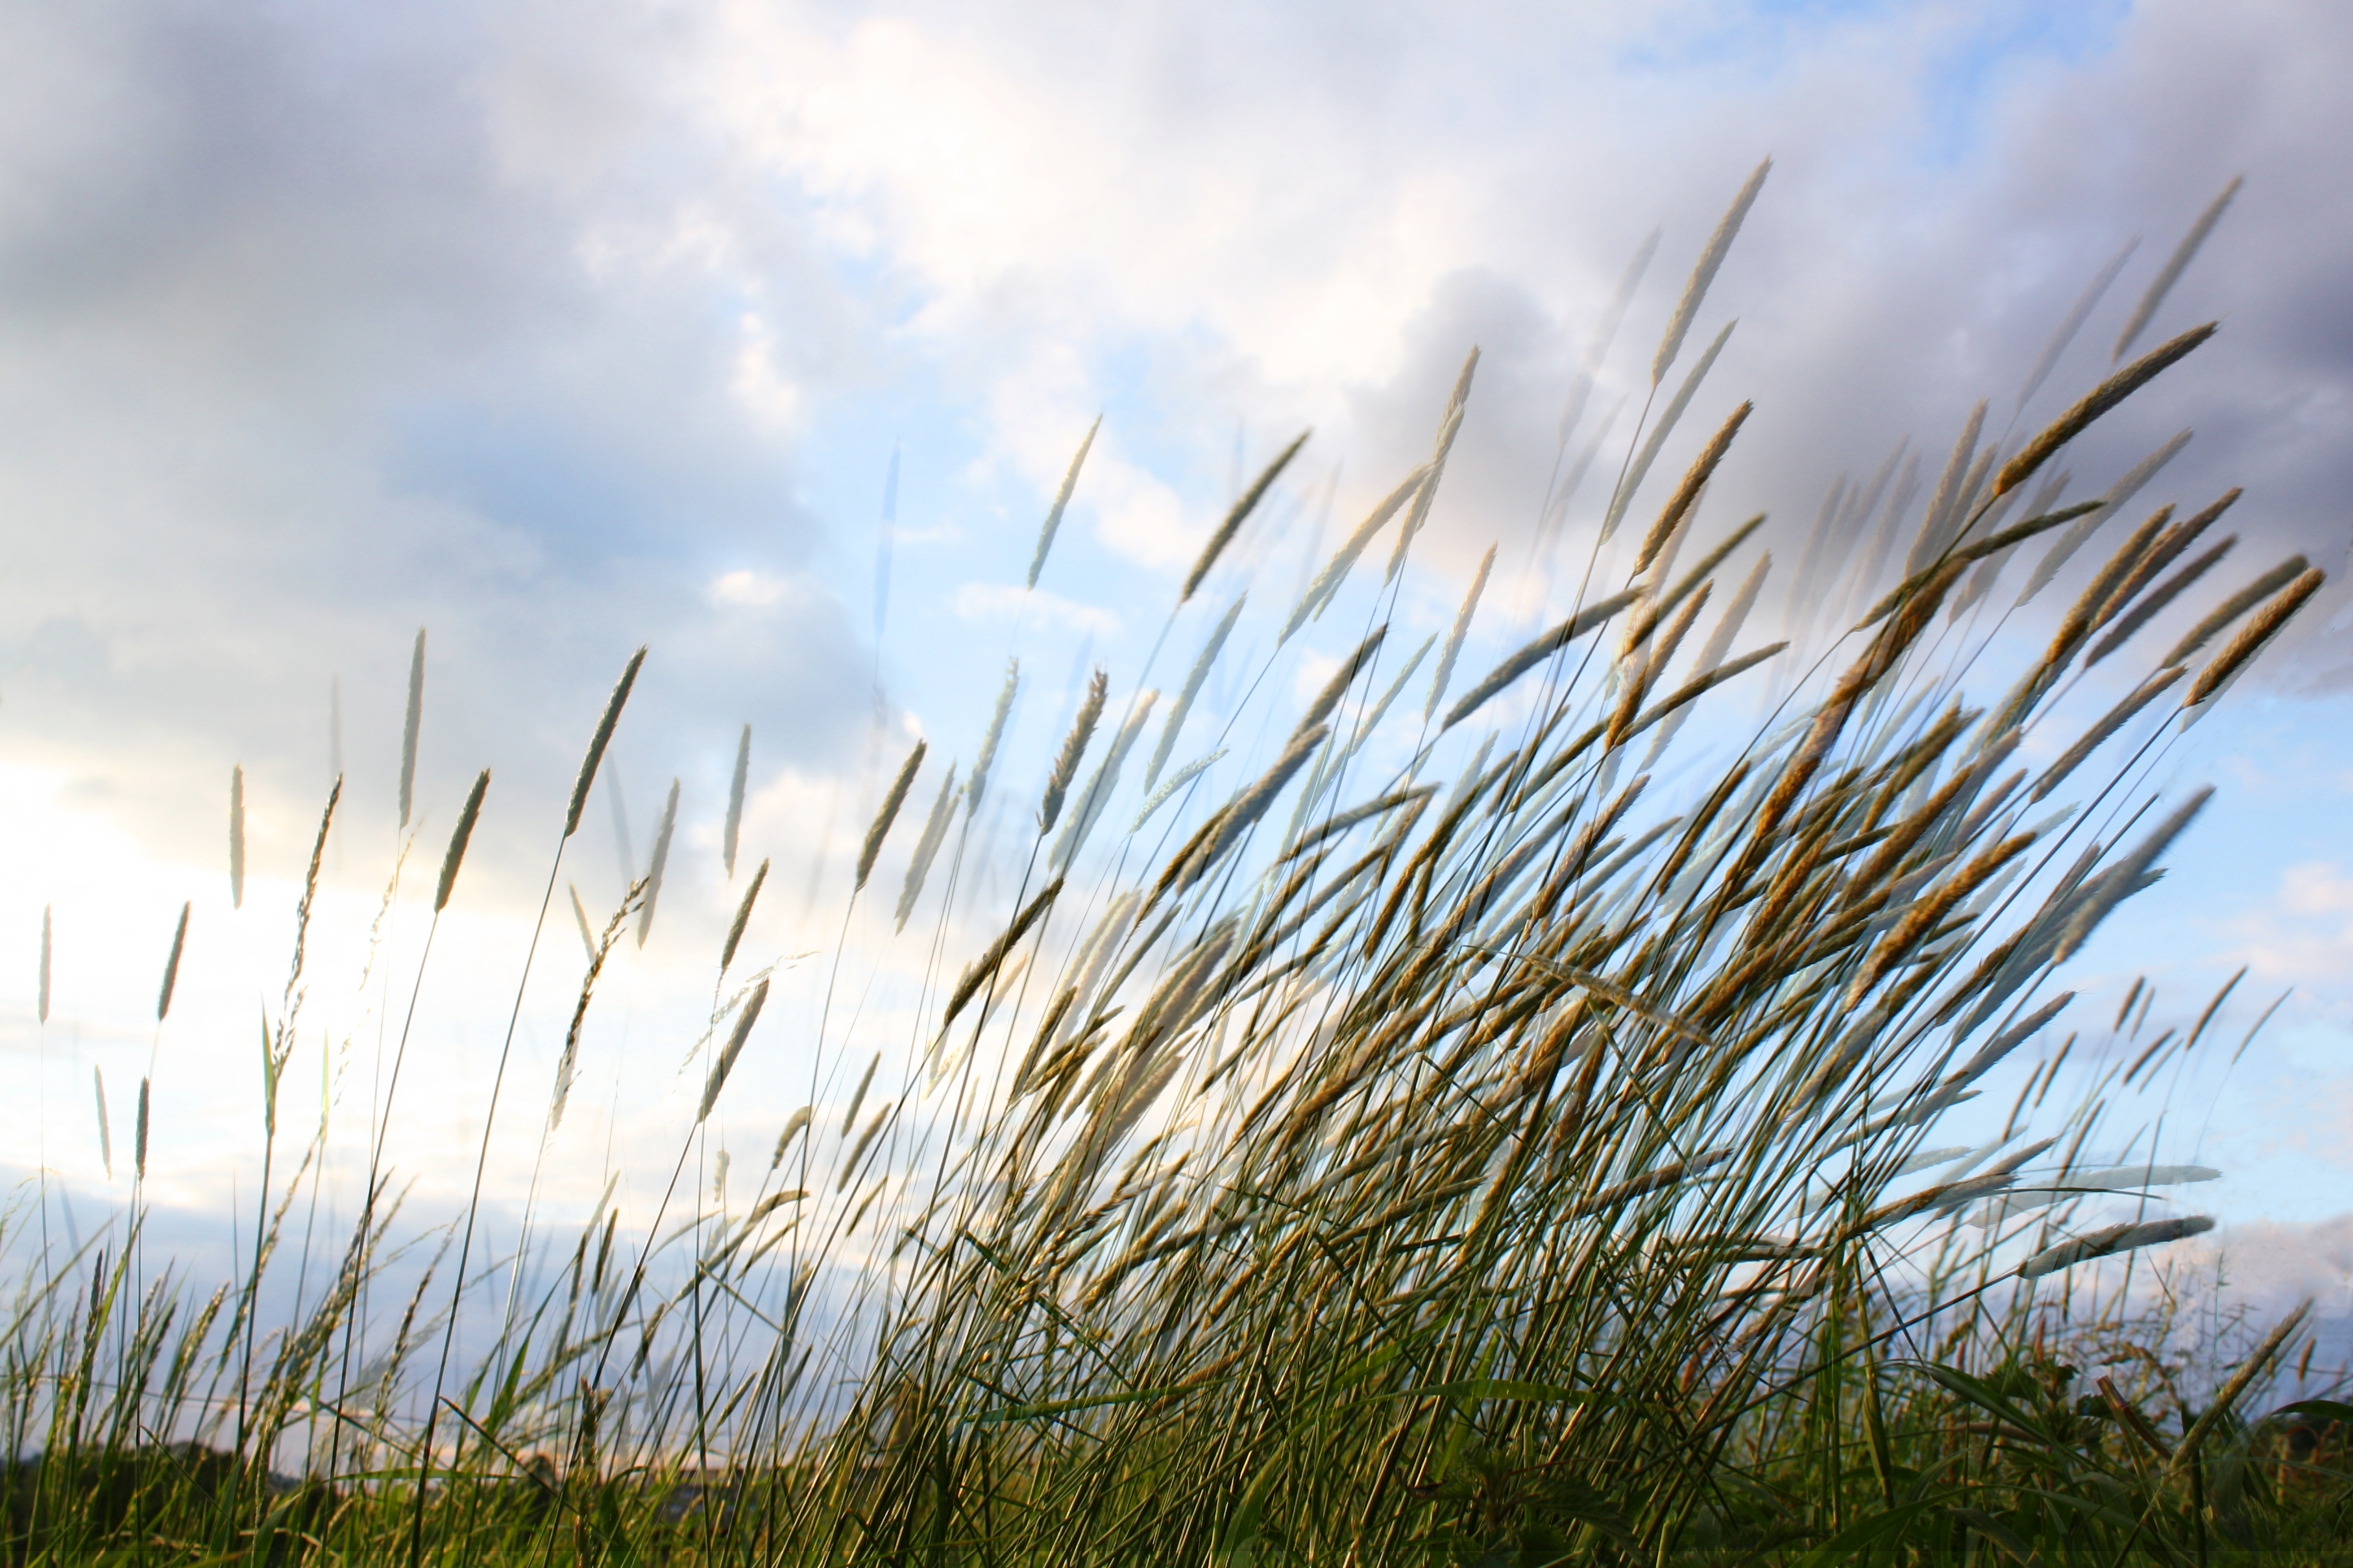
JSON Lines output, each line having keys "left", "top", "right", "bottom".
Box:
{"left": 6, "top": 172, "right": 2349, "bottom": 1564}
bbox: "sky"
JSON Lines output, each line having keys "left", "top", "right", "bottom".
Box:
{"left": 1, "top": 0, "right": 2351, "bottom": 1357}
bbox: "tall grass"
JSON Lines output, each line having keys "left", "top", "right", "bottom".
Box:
{"left": 6, "top": 195, "right": 2348, "bottom": 1566}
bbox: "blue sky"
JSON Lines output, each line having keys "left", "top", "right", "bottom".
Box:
{"left": 1, "top": 0, "right": 2350, "bottom": 1331}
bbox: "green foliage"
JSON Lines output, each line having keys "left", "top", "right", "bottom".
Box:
{"left": 6, "top": 202, "right": 2347, "bottom": 1565}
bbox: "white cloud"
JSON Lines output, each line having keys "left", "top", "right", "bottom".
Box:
{"left": 953, "top": 582, "right": 1123, "bottom": 637}
{"left": 3, "top": 0, "right": 2353, "bottom": 1274}
{"left": 730, "top": 309, "right": 804, "bottom": 432}
{"left": 2169, "top": 1214, "right": 2353, "bottom": 1320}
{"left": 2279, "top": 862, "right": 2353, "bottom": 917}
{"left": 676, "top": 0, "right": 2353, "bottom": 676}
{"left": 709, "top": 568, "right": 788, "bottom": 608}
{"left": 2215, "top": 860, "right": 2353, "bottom": 984}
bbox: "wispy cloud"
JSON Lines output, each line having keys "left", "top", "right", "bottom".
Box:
{"left": 953, "top": 583, "right": 1121, "bottom": 638}
{"left": 710, "top": 570, "right": 789, "bottom": 609}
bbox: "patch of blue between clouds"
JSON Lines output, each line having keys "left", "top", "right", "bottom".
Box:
{"left": 788, "top": 305, "right": 1267, "bottom": 766}
{"left": 1612, "top": 0, "right": 2133, "bottom": 166}
{"left": 1916, "top": 1, "right": 2134, "bottom": 165}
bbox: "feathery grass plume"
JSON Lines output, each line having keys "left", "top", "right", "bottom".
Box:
{"left": 1794, "top": 442, "right": 1899, "bottom": 619}
{"left": 1295, "top": 626, "right": 1386, "bottom": 740}
{"left": 1859, "top": 501, "right": 2099, "bottom": 627}
{"left": 156, "top": 902, "right": 189, "bottom": 1022}
{"left": 1540, "top": 398, "right": 1626, "bottom": 542}
{"left": 1651, "top": 512, "right": 1766, "bottom": 634}
{"left": 1840, "top": 449, "right": 1923, "bottom": 618}
{"left": 2175, "top": 1296, "right": 2310, "bottom": 1469}
{"left": 1181, "top": 723, "right": 1327, "bottom": 889}
{"left": 1182, "top": 429, "right": 1310, "bottom": 602}
{"left": 1636, "top": 500, "right": 1699, "bottom": 623}
{"left": 23, "top": 183, "right": 2335, "bottom": 1565}
{"left": 1892, "top": 1145, "right": 1968, "bottom": 1177}
{"left": 1655, "top": 157, "right": 1770, "bottom": 385}
{"left": 724, "top": 723, "right": 750, "bottom": 877}
{"left": 1445, "top": 588, "right": 1640, "bottom": 729}
{"left": 1134, "top": 752, "right": 1242, "bottom": 846}
{"left": 609, "top": 773, "right": 635, "bottom": 884}
{"left": 838, "top": 1104, "right": 891, "bottom": 1192}
{"left": 2115, "top": 176, "right": 2241, "bottom": 361}
{"left": 2054, "top": 788, "right": 2212, "bottom": 963}
{"left": 434, "top": 770, "right": 491, "bottom": 913}
{"left": 1149, "top": 597, "right": 1245, "bottom": 789}
{"left": 399, "top": 627, "right": 425, "bottom": 830}
{"left": 967, "top": 658, "right": 1019, "bottom": 815}
{"left": 770, "top": 1105, "right": 811, "bottom": 1168}
{"left": 1953, "top": 434, "right": 2005, "bottom": 537}
{"left": 1039, "top": 671, "right": 1106, "bottom": 834}
{"left": 2162, "top": 555, "right": 2311, "bottom": 668}
{"left": 1622, "top": 642, "right": 1786, "bottom": 745}
{"left": 894, "top": 768, "right": 958, "bottom": 931}
{"left": 1644, "top": 551, "right": 1769, "bottom": 767}
{"left": 1284, "top": 784, "right": 1437, "bottom": 861}
{"left": 1947, "top": 991, "right": 2075, "bottom": 1087}
{"left": 2088, "top": 538, "right": 2236, "bottom": 668}
{"left": 2019, "top": 237, "right": 2140, "bottom": 409}
{"left": 724, "top": 858, "right": 770, "bottom": 969}
{"left": 1787, "top": 473, "right": 1848, "bottom": 621}
{"left": 1048, "top": 890, "right": 1143, "bottom": 1042}
{"left": 93, "top": 1065, "right": 110, "bottom": 1178}
{"left": 1612, "top": 583, "right": 1712, "bottom": 744}
{"left": 2184, "top": 566, "right": 2326, "bottom": 709}
{"left": 2018, "top": 1214, "right": 2214, "bottom": 1277}
{"left": 1997, "top": 323, "right": 2216, "bottom": 498}
{"left": 938, "top": 876, "right": 1062, "bottom": 1034}
{"left": 1636, "top": 402, "right": 1752, "bottom": 574}
{"left": 1426, "top": 548, "right": 1494, "bottom": 721}
{"left": 1285, "top": 467, "right": 1428, "bottom": 640}
{"left": 1851, "top": 832, "right": 2038, "bottom": 1001}
{"left": 2030, "top": 668, "right": 2182, "bottom": 801}
{"left": 568, "top": 883, "right": 597, "bottom": 963}
{"left": 1385, "top": 350, "right": 1476, "bottom": 582}
{"left": 2091, "top": 487, "right": 2239, "bottom": 631}
{"left": 1905, "top": 401, "right": 1987, "bottom": 576}
{"left": 134, "top": 1077, "right": 149, "bottom": 1181}
{"left": 636, "top": 778, "right": 681, "bottom": 944}
{"left": 2042, "top": 505, "right": 2175, "bottom": 668}
{"left": 565, "top": 647, "right": 648, "bottom": 839}
{"left": 1314, "top": 631, "right": 1430, "bottom": 782}
{"left": 1133, "top": 748, "right": 1225, "bottom": 831}
{"left": 1028, "top": 415, "right": 1102, "bottom": 589}
{"left": 1603, "top": 320, "right": 1735, "bottom": 542}
{"left": 1996, "top": 1161, "right": 2221, "bottom": 1202}
{"left": 269, "top": 782, "right": 316, "bottom": 1050}
{"left": 2184, "top": 967, "right": 2245, "bottom": 1054}
{"left": 2015, "top": 429, "right": 2191, "bottom": 605}
{"left": 857, "top": 742, "right": 927, "bottom": 891}
{"left": 696, "top": 977, "right": 771, "bottom": 1124}
{"left": 1011, "top": 988, "right": 1080, "bottom": 1096}
{"left": 1054, "top": 693, "right": 1157, "bottom": 871}
{"left": 228, "top": 765, "right": 245, "bottom": 910}
{"left": 1751, "top": 563, "right": 1962, "bottom": 853}
{"left": 842, "top": 1051, "right": 880, "bottom": 1137}
{"left": 1578, "top": 226, "right": 1659, "bottom": 407}
{"left": 37, "top": 906, "right": 49, "bottom": 1024}
{"left": 1953, "top": 466, "right": 2071, "bottom": 616}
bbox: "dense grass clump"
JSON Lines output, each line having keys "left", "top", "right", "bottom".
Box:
{"left": 6, "top": 176, "right": 2349, "bottom": 1564}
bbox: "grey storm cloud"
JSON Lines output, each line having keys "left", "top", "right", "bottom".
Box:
{"left": 1319, "top": 5, "right": 2353, "bottom": 697}
{"left": 2, "top": 0, "right": 2349, "bottom": 906}
{"left": 0, "top": 1, "right": 873, "bottom": 894}
{"left": 974, "top": 0, "right": 2348, "bottom": 704}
